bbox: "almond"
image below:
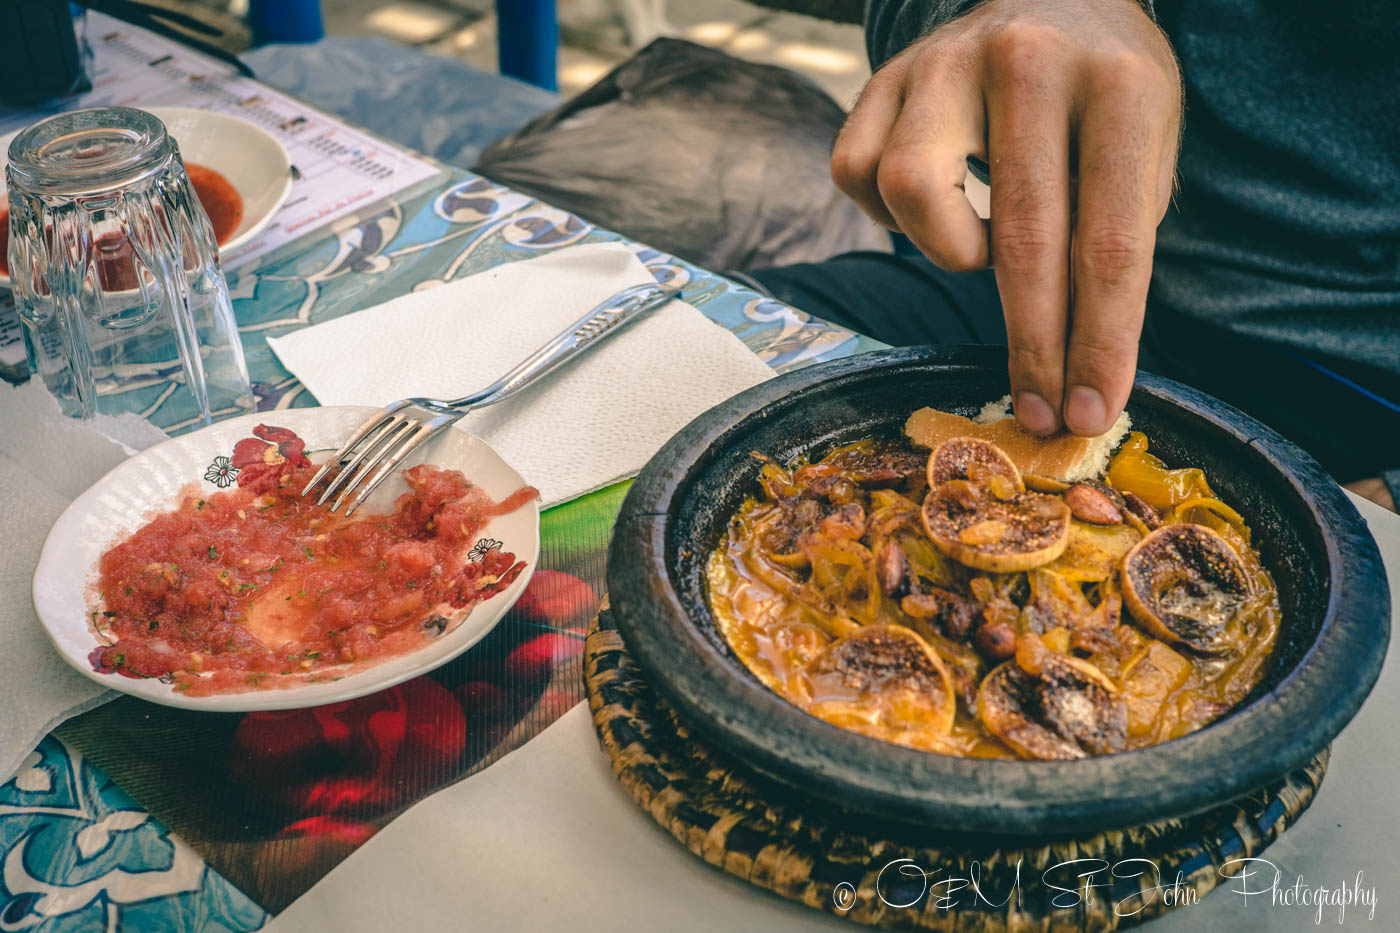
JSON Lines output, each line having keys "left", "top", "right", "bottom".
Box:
{"left": 1064, "top": 484, "right": 1123, "bottom": 525}
{"left": 878, "top": 540, "right": 909, "bottom": 596}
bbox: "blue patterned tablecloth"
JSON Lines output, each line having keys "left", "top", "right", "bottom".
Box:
{"left": 1, "top": 739, "right": 265, "bottom": 932}
{"left": 0, "top": 165, "right": 880, "bottom": 931}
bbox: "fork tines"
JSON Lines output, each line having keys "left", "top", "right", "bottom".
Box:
{"left": 300, "top": 404, "right": 455, "bottom": 516}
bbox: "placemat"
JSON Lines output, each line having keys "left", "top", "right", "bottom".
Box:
{"left": 584, "top": 601, "right": 1329, "bottom": 931}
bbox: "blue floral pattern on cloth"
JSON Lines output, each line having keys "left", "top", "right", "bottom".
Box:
{"left": 0, "top": 737, "right": 266, "bottom": 931}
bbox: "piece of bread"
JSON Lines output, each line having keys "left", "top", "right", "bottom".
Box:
{"left": 904, "top": 395, "right": 1131, "bottom": 484}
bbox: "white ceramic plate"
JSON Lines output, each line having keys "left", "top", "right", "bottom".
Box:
{"left": 1, "top": 106, "right": 294, "bottom": 287}
{"left": 31, "top": 407, "right": 541, "bottom": 712}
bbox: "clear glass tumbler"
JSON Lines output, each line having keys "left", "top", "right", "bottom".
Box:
{"left": 6, "top": 106, "right": 253, "bottom": 427}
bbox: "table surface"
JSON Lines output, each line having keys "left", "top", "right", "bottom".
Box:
{"left": 3, "top": 35, "right": 1395, "bottom": 933}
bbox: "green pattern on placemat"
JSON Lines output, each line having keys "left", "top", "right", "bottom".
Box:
{"left": 541, "top": 481, "right": 632, "bottom": 568}
{"left": 584, "top": 602, "right": 1329, "bottom": 931}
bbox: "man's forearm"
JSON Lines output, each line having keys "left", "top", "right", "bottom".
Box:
{"left": 863, "top": 0, "right": 979, "bottom": 68}
{"left": 863, "top": 0, "right": 1158, "bottom": 70}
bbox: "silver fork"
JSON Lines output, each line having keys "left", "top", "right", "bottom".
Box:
{"left": 301, "top": 282, "right": 680, "bottom": 516}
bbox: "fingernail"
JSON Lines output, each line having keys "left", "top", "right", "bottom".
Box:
{"left": 1066, "top": 385, "right": 1107, "bottom": 435}
{"left": 1014, "top": 392, "right": 1057, "bottom": 434}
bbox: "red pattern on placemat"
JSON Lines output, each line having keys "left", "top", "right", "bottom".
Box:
{"left": 56, "top": 541, "right": 603, "bottom": 913}
{"left": 224, "top": 571, "right": 596, "bottom": 830}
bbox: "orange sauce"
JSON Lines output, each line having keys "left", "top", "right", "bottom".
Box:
{"left": 706, "top": 436, "right": 1281, "bottom": 759}
{"left": 185, "top": 162, "right": 243, "bottom": 245}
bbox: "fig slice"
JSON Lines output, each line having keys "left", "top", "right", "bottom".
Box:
{"left": 928, "top": 437, "right": 1024, "bottom": 490}
{"left": 804, "top": 624, "right": 957, "bottom": 738}
{"left": 1121, "top": 523, "right": 1251, "bottom": 655}
{"left": 921, "top": 479, "right": 1071, "bottom": 572}
{"left": 978, "top": 635, "right": 1127, "bottom": 760}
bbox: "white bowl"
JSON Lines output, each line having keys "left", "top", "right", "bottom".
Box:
{"left": 1, "top": 106, "right": 294, "bottom": 288}
{"left": 31, "top": 406, "right": 541, "bottom": 712}
{"left": 145, "top": 106, "right": 293, "bottom": 254}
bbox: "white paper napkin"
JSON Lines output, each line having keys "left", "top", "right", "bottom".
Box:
{"left": 0, "top": 379, "right": 176, "bottom": 782}
{"left": 266, "top": 496, "right": 1400, "bottom": 933}
{"left": 0, "top": 379, "right": 171, "bottom": 499}
{"left": 0, "top": 452, "right": 113, "bottom": 783}
{"left": 267, "top": 243, "right": 777, "bottom": 508}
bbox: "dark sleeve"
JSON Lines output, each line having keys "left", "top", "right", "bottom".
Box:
{"left": 863, "top": 0, "right": 981, "bottom": 68}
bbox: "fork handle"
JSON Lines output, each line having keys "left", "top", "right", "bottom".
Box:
{"left": 444, "top": 282, "right": 681, "bottom": 409}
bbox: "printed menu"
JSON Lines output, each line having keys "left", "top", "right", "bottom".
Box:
{"left": 0, "top": 10, "right": 444, "bottom": 370}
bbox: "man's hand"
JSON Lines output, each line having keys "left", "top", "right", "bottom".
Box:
{"left": 832, "top": 0, "right": 1181, "bottom": 436}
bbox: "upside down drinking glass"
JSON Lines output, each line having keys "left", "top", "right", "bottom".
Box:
{"left": 5, "top": 106, "right": 253, "bottom": 426}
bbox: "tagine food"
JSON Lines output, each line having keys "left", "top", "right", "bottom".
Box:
{"left": 90, "top": 425, "right": 538, "bottom": 696}
{"left": 706, "top": 401, "right": 1280, "bottom": 760}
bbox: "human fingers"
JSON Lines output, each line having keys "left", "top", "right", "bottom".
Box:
{"left": 1062, "top": 54, "right": 1173, "bottom": 435}
{"left": 875, "top": 64, "right": 990, "bottom": 271}
{"left": 831, "top": 68, "right": 906, "bottom": 229}
{"left": 983, "top": 24, "right": 1076, "bottom": 435}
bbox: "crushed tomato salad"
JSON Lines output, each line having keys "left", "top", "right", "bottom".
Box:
{"left": 91, "top": 424, "right": 539, "bottom": 695}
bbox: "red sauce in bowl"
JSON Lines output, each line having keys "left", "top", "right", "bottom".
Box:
{"left": 186, "top": 162, "right": 243, "bottom": 245}
{"left": 90, "top": 425, "right": 539, "bottom": 696}
{"left": 0, "top": 161, "right": 242, "bottom": 278}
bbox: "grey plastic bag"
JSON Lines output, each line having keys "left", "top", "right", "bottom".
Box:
{"left": 474, "top": 38, "right": 888, "bottom": 271}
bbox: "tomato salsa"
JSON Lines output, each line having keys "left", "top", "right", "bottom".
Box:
{"left": 91, "top": 425, "right": 539, "bottom": 696}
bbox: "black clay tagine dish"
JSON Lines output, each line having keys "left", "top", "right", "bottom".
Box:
{"left": 606, "top": 345, "right": 1390, "bottom": 837}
